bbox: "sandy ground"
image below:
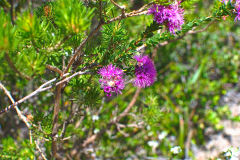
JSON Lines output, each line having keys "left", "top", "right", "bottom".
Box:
{"left": 194, "top": 89, "right": 240, "bottom": 159}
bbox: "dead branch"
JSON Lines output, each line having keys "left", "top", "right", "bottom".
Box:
{"left": 81, "top": 88, "right": 142, "bottom": 148}
{"left": 114, "top": 88, "right": 141, "bottom": 122}
{"left": 0, "top": 81, "right": 31, "bottom": 128}
{"left": 0, "top": 71, "right": 88, "bottom": 114}
{"left": 46, "top": 65, "right": 63, "bottom": 75}
{"left": 35, "top": 140, "right": 47, "bottom": 160}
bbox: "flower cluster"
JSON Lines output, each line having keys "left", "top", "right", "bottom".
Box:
{"left": 98, "top": 55, "right": 157, "bottom": 96}
{"left": 220, "top": 0, "right": 240, "bottom": 21}
{"left": 170, "top": 146, "right": 182, "bottom": 154}
{"left": 235, "top": 0, "right": 240, "bottom": 21}
{"left": 148, "top": 3, "right": 184, "bottom": 34}
{"left": 133, "top": 55, "right": 157, "bottom": 88}
{"left": 98, "top": 64, "right": 125, "bottom": 96}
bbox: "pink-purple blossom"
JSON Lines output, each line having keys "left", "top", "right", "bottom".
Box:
{"left": 220, "top": 0, "right": 240, "bottom": 21}
{"left": 98, "top": 64, "right": 125, "bottom": 96}
{"left": 236, "top": 9, "right": 240, "bottom": 21}
{"left": 133, "top": 55, "right": 157, "bottom": 88}
{"left": 235, "top": 0, "right": 240, "bottom": 21}
{"left": 148, "top": 3, "right": 184, "bottom": 34}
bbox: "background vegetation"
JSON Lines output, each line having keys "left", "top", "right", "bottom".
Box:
{"left": 0, "top": 0, "right": 240, "bottom": 159}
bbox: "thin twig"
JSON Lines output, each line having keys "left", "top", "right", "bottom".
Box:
{"left": 81, "top": 88, "right": 142, "bottom": 147}
{"left": 35, "top": 140, "right": 47, "bottom": 160}
{"left": 0, "top": 81, "right": 31, "bottom": 128}
{"left": 56, "top": 71, "right": 87, "bottom": 86}
{"left": 110, "top": 0, "right": 125, "bottom": 17}
{"left": 106, "top": 10, "right": 148, "bottom": 24}
{"left": 0, "top": 81, "right": 34, "bottom": 148}
{"left": 46, "top": 64, "right": 63, "bottom": 75}
{"left": 59, "top": 103, "right": 77, "bottom": 139}
{"left": 158, "top": 20, "right": 215, "bottom": 47}
{"left": 188, "top": 20, "right": 216, "bottom": 34}
{"left": 136, "top": 19, "right": 216, "bottom": 52}
{"left": 62, "top": 55, "right": 66, "bottom": 71}
{"left": 29, "top": 130, "right": 33, "bottom": 144}
{"left": 110, "top": 0, "right": 124, "bottom": 10}
{"left": 116, "top": 121, "right": 144, "bottom": 128}
{"left": 65, "top": 23, "right": 103, "bottom": 73}
{"left": 114, "top": 88, "right": 141, "bottom": 122}
{"left": 185, "top": 128, "right": 193, "bottom": 159}
{"left": 116, "top": 124, "right": 129, "bottom": 137}
{"left": 0, "top": 78, "right": 57, "bottom": 114}
{"left": 0, "top": 71, "right": 88, "bottom": 114}
{"left": 82, "top": 134, "right": 97, "bottom": 147}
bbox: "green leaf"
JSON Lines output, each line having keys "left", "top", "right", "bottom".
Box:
{"left": 54, "top": 0, "right": 95, "bottom": 34}
{"left": 0, "top": 9, "right": 17, "bottom": 51}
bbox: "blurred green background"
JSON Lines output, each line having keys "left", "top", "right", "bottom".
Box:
{"left": 0, "top": 0, "right": 240, "bottom": 159}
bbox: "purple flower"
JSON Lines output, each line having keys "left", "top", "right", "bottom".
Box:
{"left": 235, "top": 1, "right": 240, "bottom": 21}
{"left": 98, "top": 64, "right": 125, "bottom": 96}
{"left": 133, "top": 55, "right": 157, "bottom": 88}
{"left": 148, "top": 3, "right": 184, "bottom": 34}
{"left": 236, "top": 0, "right": 240, "bottom": 6}
{"left": 220, "top": 0, "right": 240, "bottom": 21}
{"left": 235, "top": 9, "right": 240, "bottom": 21}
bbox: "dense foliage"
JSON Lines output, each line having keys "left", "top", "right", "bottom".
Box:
{"left": 0, "top": 0, "right": 240, "bottom": 159}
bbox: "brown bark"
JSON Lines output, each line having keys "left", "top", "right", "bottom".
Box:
{"left": 51, "top": 85, "right": 63, "bottom": 159}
